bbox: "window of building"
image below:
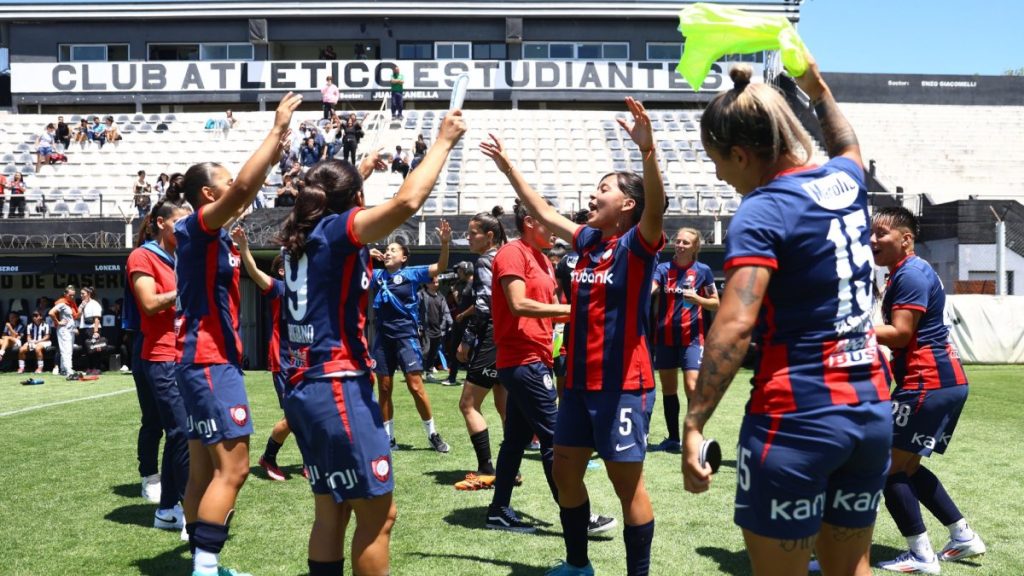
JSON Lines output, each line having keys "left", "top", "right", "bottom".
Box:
{"left": 472, "top": 42, "right": 507, "bottom": 60}
{"left": 719, "top": 52, "right": 765, "bottom": 63}
{"left": 58, "top": 44, "right": 130, "bottom": 62}
{"left": 148, "top": 43, "right": 253, "bottom": 61}
{"left": 200, "top": 43, "right": 255, "bottom": 61}
{"left": 646, "top": 43, "right": 683, "bottom": 61}
{"left": 522, "top": 42, "right": 629, "bottom": 60}
{"left": 398, "top": 42, "right": 432, "bottom": 60}
{"left": 435, "top": 42, "right": 471, "bottom": 60}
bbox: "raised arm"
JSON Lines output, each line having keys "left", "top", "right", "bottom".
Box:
{"left": 231, "top": 226, "right": 273, "bottom": 292}
{"left": 794, "top": 52, "right": 862, "bottom": 168}
{"left": 480, "top": 134, "right": 578, "bottom": 244}
{"left": 428, "top": 220, "right": 451, "bottom": 277}
{"left": 202, "top": 93, "right": 302, "bottom": 230}
{"left": 618, "top": 97, "right": 665, "bottom": 247}
{"left": 682, "top": 265, "right": 771, "bottom": 494}
{"left": 352, "top": 111, "right": 466, "bottom": 244}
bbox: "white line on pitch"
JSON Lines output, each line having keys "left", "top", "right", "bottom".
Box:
{"left": 0, "top": 388, "right": 135, "bottom": 418}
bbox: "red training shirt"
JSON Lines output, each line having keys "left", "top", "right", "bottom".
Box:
{"left": 492, "top": 239, "right": 558, "bottom": 369}
{"left": 127, "top": 247, "right": 178, "bottom": 362}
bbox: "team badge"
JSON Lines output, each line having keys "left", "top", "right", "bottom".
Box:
{"left": 228, "top": 404, "right": 249, "bottom": 426}
{"left": 371, "top": 456, "right": 391, "bottom": 482}
{"left": 542, "top": 373, "right": 554, "bottom": 390}
{"left": 393, "top": 275, "right": 404, "bottom": 285}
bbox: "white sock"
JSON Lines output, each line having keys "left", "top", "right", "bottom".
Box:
{"left": 907, "top": 532, "right": 934, "bottom": 560}
{"left": 193, "top": 548, "right": 220, "bottom": 575}
{"left": 19, "top": 359, "right": 25, "bottom": 369}
{"left": 947, "top": 518, "right": 975, "bottom": 541}
{"left": 384, "top": 420, "right": 393, "bottom": 439}
{"left": 423, "top": 418, "right": 436, "bottom": 437}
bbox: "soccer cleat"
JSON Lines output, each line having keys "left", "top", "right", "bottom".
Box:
{"left": 650, "top": 438, "right": 682, "bottom": 452}
{"left": 389, "top": 436, "right": 397, "bottom": 450}
{"left": 259, "top": 455, "right": 286, "bottom": 481}
{"left": 939, "top": 534, "right": 986, "bottom": 561}
{"left": 34, "top": 367, "right": 43, "bottom": 374}
{"left": 429, "top": 432, "right": 450, "bottom": 453}
{"left": 141, "top": 473, "right": 162, "bottom": 503}
{"left": 154, "top": 504, "right": 184, "bottom": 530}
{"left": 120, "top": 364, "right": 131, "bottom": 373}
{"left": 544, "top": 560, "right": 595, "bottom": 575}
{"left": 587, "top": 514, "right": 617, "bottom": 535}
{"left": 454, "top": 472, "right": 495, "bottom": 491}
{"left": 17, "top": 367, "right": 25, "bottom": 374}
{"left": 877, "top": 550, "right": 941, "bottom": 574}
{"left": 485, "top": 505, "right": 535, "bottom": 533}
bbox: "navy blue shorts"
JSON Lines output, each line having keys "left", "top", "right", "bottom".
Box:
{"left": 272, "top": 371, "right": 288, "bottom": 408}
{"left": 734, "top": 401, "right": 892, "bottom": 539}
{"left": 372, "top": 335, "right": 424, "bottom": 377}
{"left": 891, "top": 385, "right": 968, "bottom": 456}
{"left": 177, "top": 363, "right": 253, "bottom": 445}
{"left": 554, "top": 387, "right": 655, "bottom": 462}
{"left": 654, "top": 342, "right": 703, "bottom": 371}
{"left": 283, "top": 374, "right": 394, "bottom": 502}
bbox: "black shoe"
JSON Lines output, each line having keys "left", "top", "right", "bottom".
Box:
{"left": 389, "top": 436, "right": 397, "bottom": 450}
{"left": 428, "top": 432, "right": 450, "bottom": 453}
{"left": 486, "top": 505, "right": 535, "bottom": 533}
{"left": 587, "top": 514, "right": 617, "bottom": 535}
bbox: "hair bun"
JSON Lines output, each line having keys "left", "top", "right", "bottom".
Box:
{"left": 491, "top": 205, "right": 505, "bottom": 217}
{"left": 729, "top": 64, "right": 753, "bottom": 90}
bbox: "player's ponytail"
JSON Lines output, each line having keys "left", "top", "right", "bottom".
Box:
{"left": 136, "top": 195, "right": 191, "bottom": 247}
{"left": 470, "top": 205, "right": 508, "bottom": 247}
{"left": 182, "top": 162, "right": 222, "bottom": 209}
{"left": 278, "top": 184, "right": 327, "bottom": 261}
{"left": 278, "top": 159, "right": 363, "bottom": 260}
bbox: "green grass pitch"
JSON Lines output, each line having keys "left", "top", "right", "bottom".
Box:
{"left": 0, "top": 366, "right": 1020, "bottom": 575}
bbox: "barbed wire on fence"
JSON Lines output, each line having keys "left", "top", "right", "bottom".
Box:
{"left": 0, "top": 231, "right": 126, "bottom": 250}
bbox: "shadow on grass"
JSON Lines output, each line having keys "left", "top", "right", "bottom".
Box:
{"left": 111, "top": 482, "right": 141, "bottom": 499}
{"left": 441, "top": 506, "right": 562, "bottom": 538}
{"left": 423, "top": 469, "right": 475, "bottom": 485}
{"left": 132, "top": 542, "right": 190, "bottom": 576}
{"left": 249, "top": 462, "right": 307, "bottom": 482}
{"left": 105, "top": 503, "right": 156, "bottom": 529}
{"left": 408, "top": 552, "right": 548, "bottom": 575}
{"left": 696, "top": 546, "right": 749, "bottom": 576}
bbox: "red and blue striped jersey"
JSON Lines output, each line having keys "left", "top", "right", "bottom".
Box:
{"left": 882, "top": 255, "right": 968, "bottom": 391}
{"left": 282, "top": 208, "right": 373, "bottom": 384}
{"left": 566, "top": 224, "right": 665, "bottom": 392}
{"left": 264, "top": 278, "right": 285, "bottom": 374}
{"left": 724, "top": 157, "right": 890, "bottom": 415}
{"left": 173, "top": 206, "right": 243, "bottom": 365}
{"left": 652, "top": 260, "right": 715, "bottom": 347}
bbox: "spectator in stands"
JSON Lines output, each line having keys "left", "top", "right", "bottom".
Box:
{"left": 321, "top": 75, "right": 340, "bottom": 120}
{"left": 56, "top": 116, "right": 71, "bottom": 150}
{"left": 319, "top": 44, "right": 337, "bottom": 60}
{"left": 103, "top": 116, "right": 123, "bottom": 146}
{"left": 325, "top": 111, "right": 342, "bottom": 133}
{"left": 341, "top": 114, "right": 363, "bottom": 165}
{"left": 35, "top": 123, "right": 57, "bottom": 173}
{"left": 133, "top": 170, "right": 154, "bottom": 219}
{"left": 154, "top": 173, "right": 170, "bottom": 197}
{"left": 49, "top": 285, "right": 79, "bottom": 376}
{"left": 223, "top": 110, "right": 237, "bottom": 130}
{"left": 89, "top": 116, "right": 107, "bottom": 147}
{"left": 278, "top": 147, "right": 298, "bottom": 176}
{"left": 73, "top": 118, "right": 90, "bottom": 147}
{"left": 300, "top": 136, "right": 323, "bottom": 168}
{"left": 17, "top": 310, "right": 50, "bottom": 374}
{"left": 411, "top": 134, "right": 428, "bottom": 172}
{"left": 0, "top": 311, "right": 26, "bottom": 369}
{"left": 390, "top": 66, "right": 405, "bottom": 120}
{"left": 391, "top": 145, "right": 410, "bottom": 179}
{"left": 275, "top": 173, "right": 298, "bottom": 207}
{"left": 164, "top": 173, "right": 185, "bottom": 205}
{"left": 419, "top": 276, "right": 452, "bottom": 382}
{"left": 8, "top": 172, "right": 26, "bottom": 218}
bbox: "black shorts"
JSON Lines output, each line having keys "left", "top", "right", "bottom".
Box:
{"left": 465, "top": 323, "right": 499, "bottom": 389}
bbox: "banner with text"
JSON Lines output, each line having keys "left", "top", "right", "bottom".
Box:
{"left": 11, "top": 59, "right": 761, "bottom": 95}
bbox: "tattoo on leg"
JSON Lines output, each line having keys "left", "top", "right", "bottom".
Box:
{"left": 779, "top": 536, "right": 817, "bottom": 553}
{"left": 830, "top": 526, "right": 871, "bottom": 542}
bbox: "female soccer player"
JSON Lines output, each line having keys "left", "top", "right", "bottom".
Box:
{"left": 482, "top": 199, "right": 616, "bottom": 536}
{"left": 175, "top": 92, "right": 301, "bottom": 576}
{"left": 128, "top": 198, "right": 191, "bottom": 533}
{"left": 682, "top": 58, "right": 892, "bottom": 576}
{"left": 870, "top": 206, "right": 984, "bottom": 574}
{"left": 481, "top": 95, "right": 665, "bottom": 576}
{"left": 230, "top": 227, "right": 296, "bottom": 482}
{"left": 369, "top": 220, "right": 452, "bottom": 453}
{"left": 649, "top": 228, "right": 719, "bottom": 452}
{"left": 276, "top": 110, "right": 465, "bottom": 576}
{"left": 453, "top": 208, "right": 509, "bottom": 490}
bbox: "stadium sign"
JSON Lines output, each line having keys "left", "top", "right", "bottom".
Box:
{"left": 11, "top": 59, "right": 759, "bottom": 94}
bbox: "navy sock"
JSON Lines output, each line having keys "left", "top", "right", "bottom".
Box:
{"left": 264, "top": 437, "right": 282, "bottom": 461}
{"left": 663, "top": 394, "right": 680, "bottom": 441}
{"left": 884, "top": 473, "right": 926, "bottom": 536}
{"left": 308, "top": 559, "right": 344, "bottom": 576}
{"left": 185, "top": 522, "right": 197, "bottom": 555}
{"left": 624, "top": 520, "right": 655, "bottom": 576}
{"left": 193, "top": 520, "right": 230, "bottom": 555}
{"left": 470, "top": 430, "right": 495, "bottom": 475}
{"left": 559, "top": 500, "right": 590, "bottom": 568}
{"left": 909, "top": 466, "right": 963, "bottom": 526}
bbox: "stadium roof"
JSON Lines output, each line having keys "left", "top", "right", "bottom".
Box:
{"left": 0, "top": 0, "right": 803, "bottom": 21}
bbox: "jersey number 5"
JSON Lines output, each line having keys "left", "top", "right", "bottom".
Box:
{"left": 826, "top": 210, "right": 872, "bottom": 321}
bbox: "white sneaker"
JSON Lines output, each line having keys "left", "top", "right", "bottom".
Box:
{"left": 141, "top": 474, "right": 162, "bottom": 503}
{"left": 878, "top": 550, "right": 941, "bottom": 574}
{"left": 52, "top": 366, "right": 60, "bottom": 375}
{"left": 154, "top": 504, "right": 184, "bottom": 530}
{"left": 120, "top": 365, "right": 131, "bottom": 374}
{"left": 180, "top": 524, "right": 189, "bottom": 542}
{"left": 939, "top": 533, "right": 986, "bottom": 561}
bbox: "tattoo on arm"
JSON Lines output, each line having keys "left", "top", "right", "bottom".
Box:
{"left": 814, "top": 93, "right": 859, "bottom": 159}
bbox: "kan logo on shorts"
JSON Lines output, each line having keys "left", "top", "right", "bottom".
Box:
{"left": 228, "top": 404, "right": 249, "bottom": 426}
{"left": 371, "top": 456, "right": 391, "bottom": 482}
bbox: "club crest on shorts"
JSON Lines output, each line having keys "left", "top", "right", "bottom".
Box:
{"left": 228, "top": 404, "right": 249, "bottom": 426}
{"left": 543, "top": 373, "right": 554, "bottom": 390}
{"left": 371, "top": 455, "right": 391, "bottom": 482}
